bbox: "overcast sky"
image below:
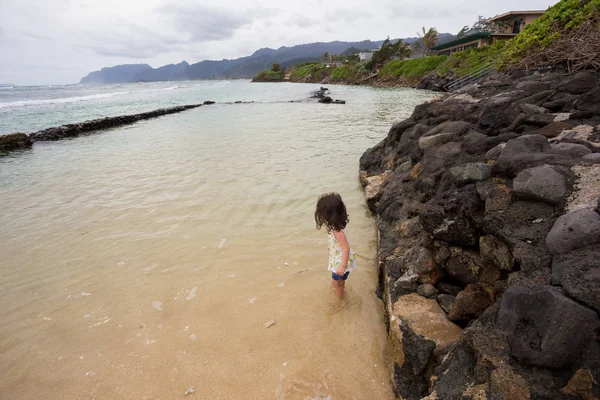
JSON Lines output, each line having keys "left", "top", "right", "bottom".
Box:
{"left": 0, "top": 0, "right": 556, "bottom": 85}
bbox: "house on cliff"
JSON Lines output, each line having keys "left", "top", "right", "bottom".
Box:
{"left": 432, "top": 10, "right": 545, "bottom": 56}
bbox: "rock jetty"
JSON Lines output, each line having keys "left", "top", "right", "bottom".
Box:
{"left": 0, "top": 104, "right": 203, "bottom": 153}
{"left": 360, "top": 68, "right": 600, "bottom": 399}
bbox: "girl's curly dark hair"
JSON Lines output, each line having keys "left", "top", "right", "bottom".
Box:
{"left": 315, "top": 193, "right": 349, "bottom": 232}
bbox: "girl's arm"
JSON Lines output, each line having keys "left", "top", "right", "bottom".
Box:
{"left": 333, "top": 230, "right": 350, "bottom": 276}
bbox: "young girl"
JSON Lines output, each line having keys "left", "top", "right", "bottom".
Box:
{"left": 315, "top": 193, "right": 357, "bottom": 300}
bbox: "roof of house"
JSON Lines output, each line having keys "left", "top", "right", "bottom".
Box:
{"left": 487, "top": 10, "right": 545, "bottom": 22}
{"left": 430, "top": 32, "right": 491, "bottom": 51}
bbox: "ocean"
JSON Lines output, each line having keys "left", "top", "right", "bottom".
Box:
{"left": 0, "top": 81, "right": 434, "bottom": 399}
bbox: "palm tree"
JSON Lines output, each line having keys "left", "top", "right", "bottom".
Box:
{"left": 417, "top": 27, "right": 439, "bottom": 56}
{"left": 322, "top": 52, "right": 330, "bottom": 62}
{"left": 394, "top": 39, "right": 413, "bottom": 60}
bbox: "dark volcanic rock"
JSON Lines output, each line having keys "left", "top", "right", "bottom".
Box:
{"left": 552, "top": 244, "right": 600, "bottom": 313}
{"left": 556, "top": 71, "right": 598, "bottom": 94}
{"left": 360, "top": 70, "right": 600, "bottom": 400}
{"left": 479, "top": 235, "right": 514, "bottom": 271}
{"left": 492, "top": 134, "right": 573, "bottom": 178}
{"left": 431, "top": 342, "right": 477, "bottom": 399}
{"left": 497, "top": 285, "right": 600, "bottom": 368}
{"left": 417, "top": 283, "right": 438, "bottom": 299}
{"left": 0, "top": 132, "right": 32, "bottom": 151}
{"left": 484, "top": 201, "right": 556, "bottom": 271}
{"left": 448, "top": 283, "right": 495, "bottom": 321}
{"left": 444, "top": 247, "right": 483, "bottom": 286}
{"left": 28, "top": 105, "right": 202, "bottom": 143}
{"left": 437, "top": 293, "right": 456, "bottom": 314}
{"left": 546, "top": 209, "right": 600, "bottom": 255}
{"left": 513, "top": 164, "right": 568, "bottom": 205}
{"left": 392, "top": 318, "right": 435, "bottom": 400}
{"left": 551, "top": 142, "right": 592, "bottom": 157}
{"left": 420, "top": 184, "right": 484, "bottom": 247}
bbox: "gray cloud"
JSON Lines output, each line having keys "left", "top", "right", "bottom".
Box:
{"left": 0, "top": 0, "right": 558, "bottom": 85}
{"left": 159, "top": 2, "right": 274, "bottom": 41}
{"left": 325, "top": 8, "right": 372, "bottom": 22}
{"left": 288, "top": 14, "right": 320, "bottom": 29}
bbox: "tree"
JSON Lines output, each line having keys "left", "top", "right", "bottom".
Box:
{"left": 457, "top": 25, "right": 471, "bottom": 38}
{"left": 271, "top": 63, "right": 282, "bottom": 72}
{"left": 417, "top": 27, "right": 439, "bottom": 56}
{"left": 472, "top": 15, "right": 504, "bottom": 34}
{"left": 321, "top": 52, "right": 330, "bottom": 62}
{"left": 393, "top": 39, "right": 413, "bottom": 60}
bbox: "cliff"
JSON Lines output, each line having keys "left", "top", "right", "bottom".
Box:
{"left": 360, "top": 68, "right": 600, "bottom": 399}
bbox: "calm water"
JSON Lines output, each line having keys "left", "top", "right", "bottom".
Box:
{"left": 0, "top": 81, "right": 434, "bottom": 399}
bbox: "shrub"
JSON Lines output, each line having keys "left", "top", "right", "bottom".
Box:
{"left": 499, "top": 0, "right": 600, "bottom": 69}
{"left": 379, "top": 56, "right": 448, "bottom": 80}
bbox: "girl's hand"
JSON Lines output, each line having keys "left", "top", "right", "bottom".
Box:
{"left": 336, "top": 267, "right": 345, "bottom": 276}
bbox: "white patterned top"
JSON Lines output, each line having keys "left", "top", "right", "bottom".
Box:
{"left": 327, "top": 229, "right": 357, "bottom": 273}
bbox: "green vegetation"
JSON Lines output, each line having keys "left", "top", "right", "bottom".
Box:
{"left": 499, "top": 0, "right": 600, "bottom": 68}
{"left": 252, "top": 63, "right": 285, "bottom": 82}
{"left": 331, "top": 65, "right": 352, "bottom": 80}
{"left": 289, "top": 62, "right": 323, "bottom": 80}
{"left": 379, "top": 56, "right": 448, "bottom": 80}
{"left": 437, "top": 41, "right": 506, "bottom": 77}
{"left": 416, "top": 27, "right": 440, "bottom": 56}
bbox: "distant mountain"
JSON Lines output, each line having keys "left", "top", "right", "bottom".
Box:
{"left": 80, "top": 64, "right": 152, "bottom": 84}
{"left": 79, "top": 35, "right": 456, "bottom": 84}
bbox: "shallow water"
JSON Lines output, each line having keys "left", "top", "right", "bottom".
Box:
{"left": 0, "top": 81, "right": 434, "bottom": 399}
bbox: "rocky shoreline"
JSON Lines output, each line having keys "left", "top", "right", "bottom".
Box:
{"left": 0, "top": 103, "right": 210, "bottom": 153}
{"left": 360, "top": 68, "right": 600, "bottom": 399}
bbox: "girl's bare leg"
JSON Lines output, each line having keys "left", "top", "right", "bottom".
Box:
{"left": 331, "top": 279, "right": 344, "bottom": 299}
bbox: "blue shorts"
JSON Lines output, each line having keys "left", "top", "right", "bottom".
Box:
{"left": 332, "top": 271, "right": 350, "bottom": 281}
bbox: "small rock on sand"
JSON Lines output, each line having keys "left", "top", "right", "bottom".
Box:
{"left": 263, "top": 320, "right": 276, "bottom": 328}
{"left": 185, "top": 387, "right": 196, "bottom": 395}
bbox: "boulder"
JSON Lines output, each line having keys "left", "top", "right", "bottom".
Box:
{"left": 398, "top": 317, "right": 436, "bottom": 375}
{"left": 390, "top": 294, "right": 462, "bottom": 398}
{"left": 552, "top": 244, "right": 600, "bottom": 313}
{"left": 516, "top": 81, "right": 551, "bottom": 94}
{"left": 546, "top": 209, "right": 600, "bottom": 254}
{"left": 418, "top": 132, "right": 456, "bottom": 151}
{"left": 575, "top": 87, "right": 600, "bottom": 114}
{"left": 513, "top": 164, "right": 568, "bottom": 205}
{"left": 318, "top": 96, "right": 333, "bottom": 103}
{"left": 436, "top": 282, "right": 462, "bottom": 296}
{"left": 560, "top": 369, "right": 598, "bottom": 399}
{"left": 524, "top": 113, "right": 556, "bottom": 127}
{"left": 557, "top": 71, "right": 598, "bottom": 94}
{"left": 519, "top": 103, "right": 548, "bottom": 114}
{"left": 449, "top": 163, "right": 491, "bottom": 186}
{"left": 0, "top": 133, "right": 32, "bottom": 151}
{"left": 489, "top": 367, "right": 532, "bottom": 400}
{"left": 551, "top": 142, "right": 592, "bottom": 157}
{"left": 392, "top": 293, "right": 462, "bottom": 351}
{"left": 420, "top": 184, "right": 484, "bottom": 247}
{"left": 484, "top": 201, "right": 556, "bottom": 271}
{"left": 497, "top": 285, "right": 600, "bottom": 368}
{"left": 365, "top": 174, "right": 386, "bottom": 211}
{"left": 492, "top": 134, "right": 569, "bottom": 178}
{"left": 430, "top": 342, "right": 477, "bottom": 399}
{"left": 437, "top": 294, "right": 455, "bottom": 314}
{"left": 533, "top": 121, "right": 574, "bottom": 138}
{"left": 444, "top": 247, "right": 484, "bottom": 286}
{"left": 486, "top": 143, "right": 505, "bottom": 160}
{"left": 582, "top": 153, "right": 600, "bottom": 163}
{"left": 479, "top": 235, "right": 514, "bottom": 271}
{"left": 403, "top": 245, "right": 443, "bottom": 284}
{"left": 448, "top": 283, "right": 495, "bottom": 321}
{"left": 417, "top": 283, "right": 438, "bottom": 299}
